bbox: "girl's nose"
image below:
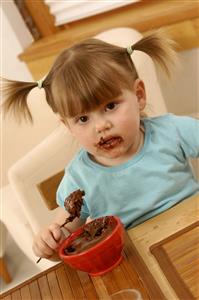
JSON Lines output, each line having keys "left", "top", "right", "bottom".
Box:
{"left": 95, "top": 119, "right": 112, "bottom": 133}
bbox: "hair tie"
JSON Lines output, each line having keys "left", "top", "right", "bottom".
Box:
{"left": 37, "top": 79, "right": 43, "bottom": 89}
{"left": 126, "top": 45, "right": 134, "bottom": 55}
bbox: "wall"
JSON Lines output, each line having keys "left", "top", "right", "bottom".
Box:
{"left": 158, "top": 48, "right": 199, "bottom": 116}
{"left": 1, "top": 1, "right": 59, "bottom": 188}
{"left": 158, "top": 48, "right": 199, "bottom": 178}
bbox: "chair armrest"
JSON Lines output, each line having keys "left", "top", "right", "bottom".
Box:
{"left": 8, "top": 124, "right": 79, "bottom": 233}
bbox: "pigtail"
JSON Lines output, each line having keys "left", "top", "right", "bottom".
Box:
{"left": 130, "top": 30, "right": 179, "bottom": 76}
{"left": 1, "top": 77, "right": 37, "bottom": 122}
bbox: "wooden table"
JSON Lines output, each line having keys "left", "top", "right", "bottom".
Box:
{"left": 1, "top": 194, "right": 198, "bottom": 300}
{"left": 128, "top": 194, "right": 199, "bottom": 300}
{"left": 0, "top": 232, "right": 165, "bottom": 300}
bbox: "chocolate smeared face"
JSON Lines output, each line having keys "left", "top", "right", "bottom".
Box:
{"left": 97, "top": 136, "right": 123, "bottom": 150}
{"left": 67, "top": 88, "right": 145, "bottom": 166}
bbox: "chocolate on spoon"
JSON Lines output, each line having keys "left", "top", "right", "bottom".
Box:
{"left": 62, "top": 189, "right": 85, "bottom": 226}
{"left": 36, "top": 189, "right": 85, "bottom": 263}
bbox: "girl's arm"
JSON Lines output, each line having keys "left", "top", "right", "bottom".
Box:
{"left": 172, "top": 115, "right": 199, "bottom": 158}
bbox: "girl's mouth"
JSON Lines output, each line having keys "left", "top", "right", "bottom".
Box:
{"left": 97, "top": 136, "right": 123, "bottom": 150}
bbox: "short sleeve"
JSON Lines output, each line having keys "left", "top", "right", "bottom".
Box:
{"left": 56, "top": 169, "right": 89, "bottom": 220}
{"left": 171, "top": 115, "right": 199, "bottom": 158}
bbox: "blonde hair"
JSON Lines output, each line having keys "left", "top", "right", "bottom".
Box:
{"left": 2, "top": 30, "right": 177, "bottom": 122}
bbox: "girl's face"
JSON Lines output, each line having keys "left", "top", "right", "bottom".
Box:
{"left": 66, "top": 79, "right": 146, "bottom": 166}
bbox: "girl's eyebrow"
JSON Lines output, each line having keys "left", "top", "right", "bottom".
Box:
{"left": 70, "top": 92, "right": 124, "bottom": 120}
{"left": 109, "top": 91, "right": 123, "bottom": 101}
{"left": 102, "top": 94, "right": 123, "bottom": 106}
{"left": 106, "top": 97, "right": 122, "bottom": 104}
{"left": 72, "top": 111, "right": 89, "bottom": 119}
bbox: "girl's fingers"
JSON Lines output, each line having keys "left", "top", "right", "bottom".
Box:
{"left": 33, "top": 239, "right": 54, "bottom": 258}
{"left": 32, "top": 223, "right": 67, "bottom": 259}
{"left": 40, "top": 230, "right": 58, "bottom": 250}
{"left": 49, "top": 223, "right": 63, "bottom": 244}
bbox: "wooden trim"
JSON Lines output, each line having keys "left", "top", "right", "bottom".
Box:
{"left": 150, "top": 221, "right": 199, "bottom": 300}
{"left": 19, "top": 0, "right": 199, "bottom": 62}
{"left": 151, "top": 246, "right": 194, "bottom": 300}
{"left": 0, "top": 257, "right": 12, "bottom": 284}
{"left": 150, "top": 221, "right": 199, "bottom": 249}
{"left": 0, "top": 263, "right": 63, "bottom": 297}
{"left": 22, "top": 17, "right": 199, "bottom": 80}
{"left": 14, "top": 0, "right": 41, "bottom": 40}
{"left": 124, "top": 232, "right": 166, "bottom": 300}
{"left": 24, "top": 0, "right": 61, "bottom": 37}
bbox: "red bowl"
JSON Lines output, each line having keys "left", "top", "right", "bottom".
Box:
{"left": 58, "top": 216, "right": 125, "bottom": 276}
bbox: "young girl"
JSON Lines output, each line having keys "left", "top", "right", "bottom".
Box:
{"left": 2, "top": 31, "right": 199, "bottom": 261}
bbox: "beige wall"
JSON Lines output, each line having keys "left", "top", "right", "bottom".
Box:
{"left": 158, "top": 48, "right": 199, "bottom": 116}
{"left": 1, "top": 1, "right": 59, "bottom": 188}
{"left": 1, "top": 89, "right": 59, "bottom": 187}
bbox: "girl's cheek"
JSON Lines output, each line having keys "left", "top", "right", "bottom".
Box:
{"left": 72, "top": 129, "right": 87, "bottom": 141}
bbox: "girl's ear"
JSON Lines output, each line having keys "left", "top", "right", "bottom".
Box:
{"left": 133, "top": 79, "right": 146, "bottom": 111}
{"left": 59, "top": 116, "right": 70, "bottom": 129}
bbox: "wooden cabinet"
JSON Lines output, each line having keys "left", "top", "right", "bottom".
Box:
{"left": 19, "top": 0, "right": 199, "bottom": 79}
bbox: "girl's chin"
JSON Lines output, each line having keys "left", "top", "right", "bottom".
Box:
{"left": 95, "top": 149, "right": 126, "bottom": 163}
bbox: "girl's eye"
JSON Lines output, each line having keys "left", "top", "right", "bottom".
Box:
{"left": 105, "top": 102, "right": 117, "bottom": 111}
{"left": 78, "top": 116, "right": 88, "bottom": 124}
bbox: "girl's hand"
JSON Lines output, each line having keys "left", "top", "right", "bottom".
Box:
{"left": 32, "top": 223, "right": 66, "bottom": 259}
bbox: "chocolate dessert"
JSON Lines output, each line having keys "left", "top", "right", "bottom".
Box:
{"left": 64, "top": 216, "right": 116, "bottom": 255}
{"left": 61, "top": 189, "right": 85, "bottom": 227}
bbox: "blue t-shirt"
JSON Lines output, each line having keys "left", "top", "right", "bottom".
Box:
{"left": 57, "top": 114, "right": 199, "bottom": 228}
